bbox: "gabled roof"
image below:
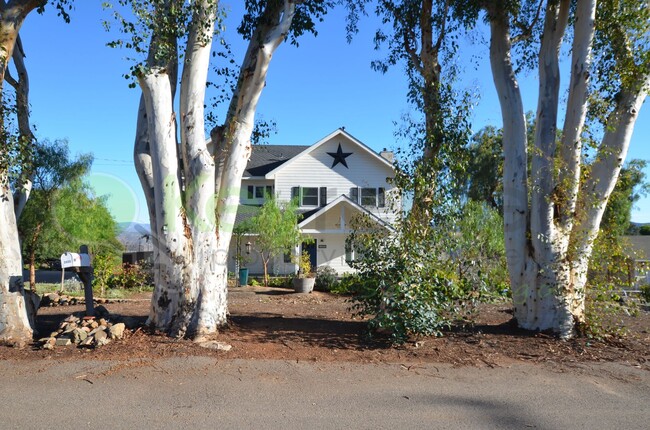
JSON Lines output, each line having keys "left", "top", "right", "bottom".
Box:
{"left": 298, "top": 194, "right": 394, "bottom": 231}
{"left": 263, "top": 128, "right": 394, "bottom": 179}
{"left": 244, "top": 145, "right": 309, "bottom": 177}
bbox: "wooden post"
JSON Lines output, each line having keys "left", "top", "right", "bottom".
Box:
{"left": 78, "top": 245, "right": 95, "bottom": 317}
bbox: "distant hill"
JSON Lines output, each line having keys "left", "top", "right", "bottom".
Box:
{"left": 117, "top": 222, "right": 152, "bottom": 252}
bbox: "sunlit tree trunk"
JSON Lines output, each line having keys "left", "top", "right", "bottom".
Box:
{"left": 139, "top": 0, "right": 297, "bottom": 338}
{"left": 0, "top": 2, "right": 42, "bottom": 346}
{"left": 486, "top": 0, "right": 648, "bottom": 338}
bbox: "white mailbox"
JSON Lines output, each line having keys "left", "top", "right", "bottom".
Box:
{"left": 60, "top": 252, "right": 91, "bottom": 269}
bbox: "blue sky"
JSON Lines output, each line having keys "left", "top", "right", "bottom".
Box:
{"left": 19, "top": 1, "right": 650, "bottom": 224}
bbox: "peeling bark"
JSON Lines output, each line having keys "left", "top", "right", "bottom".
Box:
{"left": 485, "top": 0, "right": 647, "bottom": 338}
{"left": 0, "top": 1, "right": 45, "bottom": 345}
{"left": 142, "top": 0, "right": 297, "bottom": 338}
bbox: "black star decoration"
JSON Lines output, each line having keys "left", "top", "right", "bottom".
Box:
{"left": 327, "top": 143, "right": 353, "bottom": 169}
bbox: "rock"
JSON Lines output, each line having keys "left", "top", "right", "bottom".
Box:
{"left": 98, "top": 318, "right": 108, "bottom": 327}
{"left": 55, "top": 338, "right": 72, "bottom": 346}
{"left": 108, "top": 323, "right": 125, "bottom": 340}
{"left": 80, "top": 336, "right": 94, "bottom": 347}
{"left": 198, "top": 341, "right": 232, "bottom": 352}
{"left": 90, "top": 321, "right": 99, "bottom": 329}
{"left": 93, "top": 330, "right": 107, "bottom": 342}
{"left": 89, "top": 326, "right": 107, "bottom": 336}
{"left": 94, "top": 330, "right": 110, "bottom": 346}
{"left": 71, "top": 328, "right": 88, "bottom": 344}
{"left": 64, "top": 315, "right": 79, "bottom": 323}
{"left": 42, "top": 342, "right": 54, "bottom": 350}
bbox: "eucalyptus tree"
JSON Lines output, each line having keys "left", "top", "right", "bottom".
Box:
{"left": 0, "top": 1, "right": 72, "bottom": 346}
{"left": 106, "top": 0, "right": 331, "bottom": 338}
{"left": 455, "top": 0, "right": 649, "bottom": 337}
{"left": 18, "top": 140, "right": 92, "bottom": 289}
{"left": 367, "top": 0, "right": 473, "bottom": 226}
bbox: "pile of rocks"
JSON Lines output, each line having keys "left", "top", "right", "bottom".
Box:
{"left": 39, "top": 307, "right": 127, "bottom": 350}
{"left": 40, "top": 293, "right": 83, "bottom": 307}
{"left": 39, "top": 292, "right": 124, "bottom": 308}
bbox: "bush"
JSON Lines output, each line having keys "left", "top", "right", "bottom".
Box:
{"left": 268, "top": 276, "right": 293, "bottom": 289}
{"left": 109, "top": 263, "right": 152, "bottom": 290}
{"left": 641, "top": 284, "right": 650, "bottom": 303}
{"left": 315, "top": 266, "right": 339, "bottom": 291}
{"left": 330, "top": 273, "right": 356, "bottom": 295}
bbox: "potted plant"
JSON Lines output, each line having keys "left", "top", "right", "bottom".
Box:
{"left": 292, "top": 251, "right": 316, "bottom": 293}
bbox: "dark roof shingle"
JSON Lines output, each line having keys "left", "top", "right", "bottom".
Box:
{"left": 245, "top": 145, "right": 309, "bottom": 177}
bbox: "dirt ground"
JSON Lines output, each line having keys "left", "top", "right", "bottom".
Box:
{"left": 2, "top": 285, "right": 648, "bottom": 370}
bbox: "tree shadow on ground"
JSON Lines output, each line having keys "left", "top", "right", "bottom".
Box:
{"left": 227, "top": 313, "right": 391, "bottom": 350}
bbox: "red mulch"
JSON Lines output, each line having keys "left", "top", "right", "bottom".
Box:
{"left": 1, "top": 286, "right": 648, "bottom": 369}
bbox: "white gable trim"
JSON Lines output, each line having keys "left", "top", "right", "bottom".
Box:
{"left": 264, "top": 128, "right": 394, "bottom": 179}
{"left": 298, "top": 194, "right": 394, "bottom": 231}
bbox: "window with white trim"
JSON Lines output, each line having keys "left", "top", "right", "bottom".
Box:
{"left": 292, "top": 186, "right": 327, "bottom": 207}
{"left": 349, "top": 187, "right": 386, "bottom": 208}
{"left": 302, "top": 187, "right": 318, "bottom": 206}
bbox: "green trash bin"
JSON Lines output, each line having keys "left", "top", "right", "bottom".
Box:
{"left": 239, "top": 268, "right": 249, "bottom": 286}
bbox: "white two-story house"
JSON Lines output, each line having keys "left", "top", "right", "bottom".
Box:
{"left": 229, "top": 128, "right": 397, "bottom": 276}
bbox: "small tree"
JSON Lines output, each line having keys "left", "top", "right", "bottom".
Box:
{"left": 18, "top": 139, "right": 92, "bottom": 288}
{"left": 250, "top": 197, "right": 303, "bottom": 287}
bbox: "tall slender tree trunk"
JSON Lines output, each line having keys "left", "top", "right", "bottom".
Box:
{"left": 0, "top": 2, "right": 42, "bottom": 345}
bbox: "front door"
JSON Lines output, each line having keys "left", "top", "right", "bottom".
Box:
{"left": 302, "top": 241, "right": 317, "bottom": 271}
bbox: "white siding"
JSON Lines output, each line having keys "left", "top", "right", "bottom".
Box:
{"left": 312, "top": 234, "right": 355, "bottom": 275}
{"left": 272, "top": 135, "right": 397, "bottom": 223}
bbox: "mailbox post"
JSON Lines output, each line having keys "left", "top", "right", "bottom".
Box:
{"left": 60, "top": 245, "right": 94, "bottom": 317}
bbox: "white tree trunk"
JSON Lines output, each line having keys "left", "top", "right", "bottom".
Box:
{"left": 0, "top": 180, "right": 32, "bottom": 346}
{"left": 570, "top": 75, "right": 650, "bottom": 319}
{"left": 140, "top": 70, "right": 189, "bottom": 331}
{"left": 140, "top": 0, "right": 297, "bottom": 338}
{"left": 0, "top": 4, "right": 41, "bottom": 345}
{"left": 487, "top": 9, "right": 534, "bottom": 328}
{"left": 173, "top": 0, "right": 224, "bottom": 337}
{"left": 486, "top": 1, "right": 648, "bottom": 338}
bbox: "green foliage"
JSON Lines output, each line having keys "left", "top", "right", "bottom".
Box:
{"left": 110, "top": 263, "right": 153, "bottom": 290}
{"left": 601, "top": 160, "right": 648, "bottom": 236}
{"left": 451, "top": 200, "right": 509, "bottom": 298}
{"left": 295, "top": 250, "right": 313, "bottom": 278}
{"left": 329, "top": 273, "right": 356, "bottom": 295}
{"left": 249, "top": 197, "right": 304, "bottom": 286}
{"left": 93, "top": 253, "right": 152, "bottom": 296}
{"left": 346, "top": 214, "right": 459, "bottom": 343}
{"left": 641, "top": 284, "right": 650, "bottom": 303}
{"left": 640, "top": 225, "right": 650, "bottom": 236}
{"left": 92, "top": 253, "right": 121, "bottom": 296}
{"left": 20, "top": 178, "right": 123, "bottom": 265}
{"left": 315, "top": 266, "right": 338, "bottom": 292}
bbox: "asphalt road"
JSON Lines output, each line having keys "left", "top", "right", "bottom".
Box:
{"left": 1, "top": 358, "right": 648, "bottom": 429}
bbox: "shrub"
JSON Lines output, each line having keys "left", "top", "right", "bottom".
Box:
{"left": 641, "top": 284, "right": 650, "bottom": 303}
{"left": 109, "top": 263, "right": 152, "bottom": 290}
{"left": 315, "top": 266, "right": 339, "bottom": 291}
